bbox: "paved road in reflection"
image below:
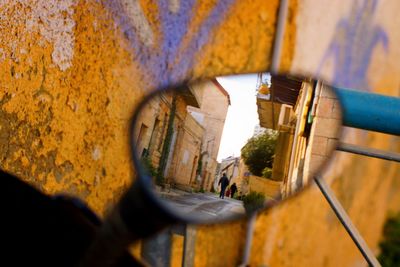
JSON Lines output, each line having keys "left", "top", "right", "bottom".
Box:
{"left": 160, "top": 191, "right": 246, "bottom": 221}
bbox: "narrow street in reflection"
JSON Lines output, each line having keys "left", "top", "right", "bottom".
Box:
{"left": 159, "top": 188, "right": 245, "bottom": 220}
{"left": 134, "top": 73, "right": 342, "bottom": 221}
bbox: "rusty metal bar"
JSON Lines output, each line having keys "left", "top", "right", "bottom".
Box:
{"left": 337, "top": 142, "right": 400, "bottom": 162}
{"left": 314, "top": 177, "right": 381, "bottom": 267}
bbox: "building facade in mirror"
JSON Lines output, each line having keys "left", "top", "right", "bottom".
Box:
{"left": 134, "top": 80, "right": 230, "bottom": 192}
{"left": 187, "top": 80, "right": 230, "bottom": 191}
{"left": 256, "top": 76, "right": 341, "bottom": 197}
{"left": 135, "top": 74, "right": 341, "bottom": 203}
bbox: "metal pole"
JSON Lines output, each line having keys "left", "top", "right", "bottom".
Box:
{"left": 239, "top": 213, "right": 257, "bottom": 267}
{"left": 141, "top": 228, "right": 172, "bottom": 267}
{"left": 314, "top": 177, "right": 381, "bottom": 267}
{"left": 182, "top": 225, "right": 196, "bottom": 267}
{"left": 270, "top": 0, "right": 289, "bottom": 73}
{"left": 334, "top": 88, "right": 400, "bottom": 135}
{"left": 337, "top": 142, "right": 400, "bottom": 162}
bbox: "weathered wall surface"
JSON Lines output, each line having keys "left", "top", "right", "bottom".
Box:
{"left": 1, "top": 0, "right": 399, "bottom": 266}
{"left": 0, "top": 0, "right": 148, "bottom": 215}
{"left": 0, "top": 0, "right": 279, "bottom": 213}
{"left": 248, "top": 175, "right": 281, "bottom": 199}
{"left": 0, "top": 0, "right": 278, "bottom": 266}
{"left": 250, "top": 1, "right": 400, "bottom": 266}
{"left": 170, "top": 112, "right": 203, "bottom": 186}
{"left": 193, "top": 80, "right": 230, "bottom": 190}
{"left": 194, "top": 221, "right": 247, "bottom": 267}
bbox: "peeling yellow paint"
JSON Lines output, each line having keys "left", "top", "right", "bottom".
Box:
{"left": 0, "top": 0, "right": 148, "bottom": 215}
{"left": 170, "top": 234, "right": 184, "bottom": 267}
{"left": 193, "top": 0, "right": 280, "bottom": 78}
{"left": 194, "top": 222, "right": 246, "bottom": 267}
{"left": 279, "top": 0, "right": 298, "bottom": 72}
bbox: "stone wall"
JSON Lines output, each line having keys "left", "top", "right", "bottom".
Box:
{"left": 248, "top": 175, "right": 282, "bottom": 199}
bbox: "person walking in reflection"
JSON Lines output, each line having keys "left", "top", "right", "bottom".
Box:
{"left": 230, "top": 183, "right": 237, "bottom": 198}
{"left": 226, "top": 187, "right": 231, "bottom": 198}
{"left": 218, "top": 173, "right": 229, "bottom": 199}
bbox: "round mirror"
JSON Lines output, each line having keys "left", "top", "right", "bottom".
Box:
{"left": 131, "top": 73, "right": 342, "bottom": 223}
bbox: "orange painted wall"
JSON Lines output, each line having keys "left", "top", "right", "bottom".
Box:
{"left": 1, "top": 1, "right": 399, "bottom": 266}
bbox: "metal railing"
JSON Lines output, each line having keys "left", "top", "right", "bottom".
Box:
{"left": 313, "top": 88, "right": 400, "bottom": 267}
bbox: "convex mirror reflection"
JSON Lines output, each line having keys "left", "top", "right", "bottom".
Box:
{"left": 133, "top": 73, "right": 342, "bottom": 223}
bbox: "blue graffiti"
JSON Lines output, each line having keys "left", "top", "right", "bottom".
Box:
{"left": 158, "top": 0, "right": 197, "bottom": 67}
{"left": 105, "top": 0, "right": 236, "bottom": 88}
{"left": 318, "top": 0, "right": 388, "bottom": 91}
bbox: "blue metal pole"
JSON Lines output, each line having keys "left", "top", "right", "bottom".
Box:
{"left": 334, "top": 88, "right": 400, "bottom": 135}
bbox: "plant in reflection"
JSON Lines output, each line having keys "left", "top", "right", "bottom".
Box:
{"left": 140, "top": 155, "right": 158, "bottom": 178}
{"left": 257, "top": 72, "right": 272, "bottom": 96}
{"left": 241, "top": 131, "right": 278, "bottom": 179}
{"left": 196, "top": 156, "right": 203, "bottom": 181}
{"left": 261, "top": 167, "right": 273, "bottom": 179}
{"left": 242, "top": 191, "right": 265, "bottom": 215}
{"left": 194, "top": 188, "right": 205, "bottom": 193}
{"left": 378, "top": 212, "right": 400, "bottom": 266}
{"left": 157, "top": 94, "right": 177, "bottom": 186}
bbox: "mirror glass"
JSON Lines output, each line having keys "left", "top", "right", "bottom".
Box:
{"left": 132, "top": 73, "right": 342, "bottom": 222}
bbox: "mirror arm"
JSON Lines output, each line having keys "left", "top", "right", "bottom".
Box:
{"left": 118, "top": 180, "right": 180, "bottom": 238}
{"left": 80, "top": 180, "right": 179, "bottom": 266}
{"left": 334, "top": 87, "right": 400, "bottom": 135}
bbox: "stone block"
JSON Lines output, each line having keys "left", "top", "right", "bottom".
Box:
{"left": 320, "top": 84, "right": 337, "bottom": 99}
{"left": 327, "top": 138, "right": 339, "bottom": 155}
{"left": 308, "top": 154, "right": 329, "bottom": 177}
{"left": 316, "top": 97, "right": 334, "bottom": 118}
{"left": 311, "top": 135, "right": 328, "bottom": 156}
{"left": 332, "top": 100, "right": 343, "bottom": 120}
{"left": 313, "top": 117, "right": 341, "bottom": 139}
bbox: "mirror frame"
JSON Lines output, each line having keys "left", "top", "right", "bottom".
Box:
{"left": 128, "top": 71, "right": 344, "bottom": 225}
